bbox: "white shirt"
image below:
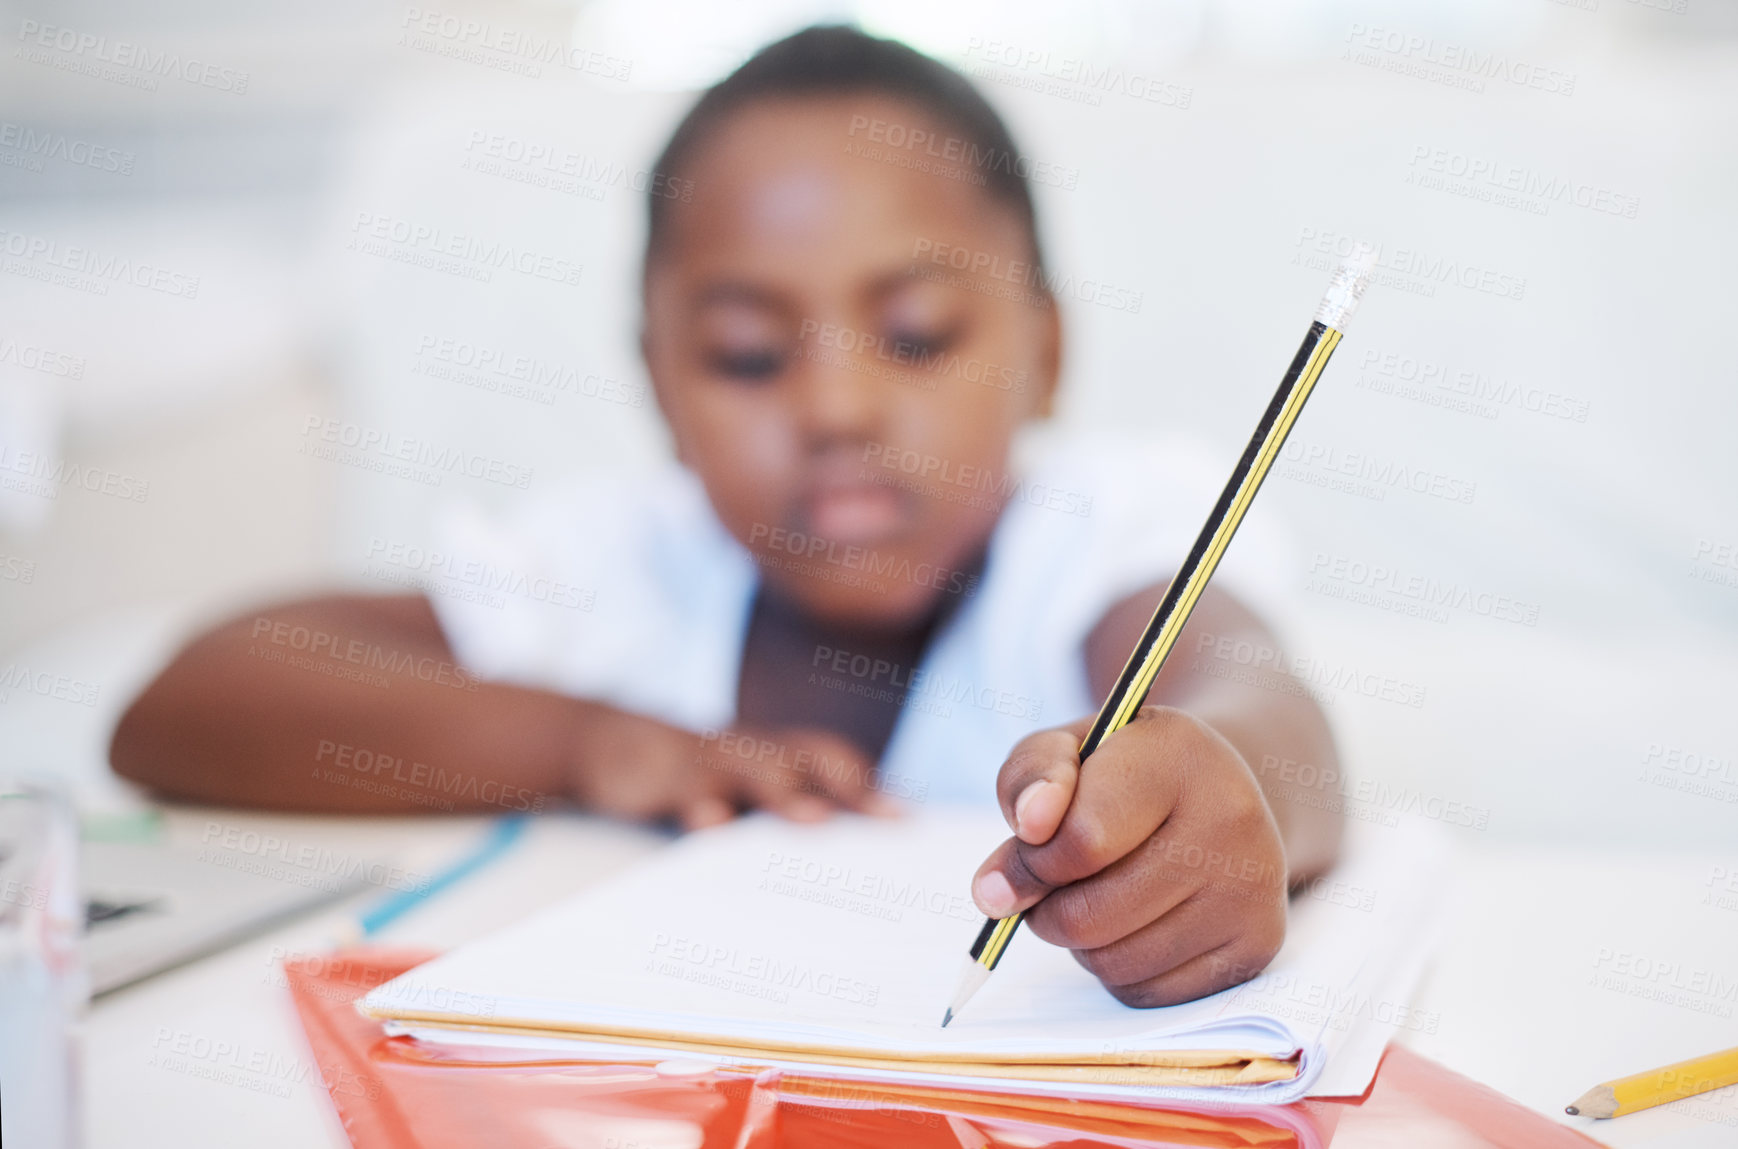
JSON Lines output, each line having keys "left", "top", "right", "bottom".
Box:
{"left": 429, "top": 433, "right": 1296, "bottom": 803}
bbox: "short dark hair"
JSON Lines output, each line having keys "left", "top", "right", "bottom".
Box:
{"left": 644, "top": 24, "right": 1047, "bottom": 282}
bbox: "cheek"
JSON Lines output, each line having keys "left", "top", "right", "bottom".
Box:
{"left": 936, "top": 318, "right": 1043, "bottom": 441}
{"left": 902, "top": 382, "right": 1024, "bottom": 474}
{"left": 687, "top": 395, "right": 799, "bottom": 521}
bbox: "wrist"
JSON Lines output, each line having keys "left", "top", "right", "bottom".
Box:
{"left": 560, "top": 697, "right": 616, "bottom": 804}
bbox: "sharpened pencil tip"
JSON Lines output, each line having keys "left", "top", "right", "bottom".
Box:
{"left": 941, "top": 1008, "right": 953, "bottom": 1028}
{"left": 1565, "top": 1107, "right": 1578, "bottom": 1116}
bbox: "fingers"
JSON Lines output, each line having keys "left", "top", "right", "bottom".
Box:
{"left": 1061, "top": 892, "right": 1233, "bottom": 989}
{"left": 1018, "top": 830, "right": 1205, "bottom": 950}
{"left": 774, "top": 729, "right": 902, "bottom": 816}
{"left": 994, "top": 719, "right": 1091, "bottom": 845}
{"left": 699, "top": 727, "right": 901, "bottom": 822}
{"left": 1020, "top": 785, "right": 1287, "bottom": 951}
{"left": 975, "top": 708, "right": 1195, "bottom": 915}
{"left": 1088, "top": 914, "right": 1285, "bottom": 1008}
{"left": 970, "top": 836, "right": 1042, "bottom": 918}
{"left": 744, "top": 787, "right": 834, "bottom": 823}
{"left": 678, "top": 794, "right": 736, "bottom": 831}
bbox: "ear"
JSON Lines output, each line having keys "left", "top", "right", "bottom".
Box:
{"left": 1027, "top": 293, "right": 1063, "bottom": 420}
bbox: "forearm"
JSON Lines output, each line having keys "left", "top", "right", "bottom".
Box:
{"left": 110, "top": 596, "right": 586, "bottom": 813}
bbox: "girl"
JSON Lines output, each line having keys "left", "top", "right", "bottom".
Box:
{"left": 114, "top": 26, "right": 1341, "bottom": 1007}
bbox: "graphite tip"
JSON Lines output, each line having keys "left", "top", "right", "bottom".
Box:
{"left": 942, "top": 956, "right": 992, "bottom": 1029}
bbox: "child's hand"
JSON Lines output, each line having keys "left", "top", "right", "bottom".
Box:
{"left": 569, "top": 704, "right": 901, "bottom": 830}
{"left": 969, "top": 705, "right": 1287, "bottom": 1006}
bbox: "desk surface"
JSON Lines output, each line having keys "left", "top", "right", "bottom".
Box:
{"left": 85, "top": 809, "right": 1738, "bottom": 1148}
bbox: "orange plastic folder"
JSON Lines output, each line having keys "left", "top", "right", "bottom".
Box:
{"left": 286, "top": 950, "right": 1606, "bottom": 1149}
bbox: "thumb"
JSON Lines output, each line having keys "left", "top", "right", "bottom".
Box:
{"left": 996, "top": 718, "right": 1089, "bottom": 846}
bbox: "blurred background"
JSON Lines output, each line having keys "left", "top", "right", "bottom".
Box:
{"left": 2, "top": 0, "right": 1735, "bottom": 845}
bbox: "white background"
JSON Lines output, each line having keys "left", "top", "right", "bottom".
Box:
{"left": 4, "top": 0, "right": 1734, "bottom": 843}
{"left": 2, "top": 0, "right": 1736, "bottom": 1144}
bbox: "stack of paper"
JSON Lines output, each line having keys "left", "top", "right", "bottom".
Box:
{"left": 360, "top": 808, "right": 1446, "bottom": 1105}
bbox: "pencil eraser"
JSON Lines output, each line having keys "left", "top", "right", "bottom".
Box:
{"left": 1314, "top": 243, "right": 1376, "bottom": 331}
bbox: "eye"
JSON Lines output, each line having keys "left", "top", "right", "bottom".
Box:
{"left": 887, "top": 324, "right": 959, "bottom": 361}
{"left": 707, "top": 347, "right": 785, "bottom": 381}
{"left": 880, "top": 283, "right": 965, "bottom": 364}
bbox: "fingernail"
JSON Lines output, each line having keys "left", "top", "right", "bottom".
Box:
{"left": 973, "top": 870, "right": 1016, "bottom": 918}
{"left": 1014, "top": 780, "right": 1052, "bottom": 837}
{"left": 864, "top": 792, "right": 904, "bottom": 817}
{"left": 786, "top": 796, "right": 831, "bottom": 822}
{"left": 684, "top": 798, "right": 733, "bottom": 831}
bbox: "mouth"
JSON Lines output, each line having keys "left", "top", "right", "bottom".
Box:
{"left": 804, "top": 479, "right": 910, "bottom": 546}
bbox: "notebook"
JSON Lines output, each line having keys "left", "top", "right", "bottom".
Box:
{"left": 359, "top": 807, "right": 1447, "bottom": 1106}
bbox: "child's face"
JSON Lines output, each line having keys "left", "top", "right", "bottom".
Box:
{"left": 644, "top": 94, "right": 1061, "bottom": 628}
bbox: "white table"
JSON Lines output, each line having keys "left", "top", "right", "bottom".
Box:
{"left": 83, "top": 809, "right": 1738, "bottom": 1148}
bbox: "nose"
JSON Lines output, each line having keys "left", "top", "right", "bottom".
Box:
{"left": 792, "top": 326, "right": 889, "bottom": 449}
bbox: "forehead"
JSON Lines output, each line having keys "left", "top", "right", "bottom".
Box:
{"left": 651, "top": 93, "right": 1029, "bottom": 287}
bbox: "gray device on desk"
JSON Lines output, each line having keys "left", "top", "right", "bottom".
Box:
{"left": 81, "top": 840, "right": 370, "bottom": 995}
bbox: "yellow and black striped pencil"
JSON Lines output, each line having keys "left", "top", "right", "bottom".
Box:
{"left": 942, "top": 249, "right": 1376, "bottom": 1027}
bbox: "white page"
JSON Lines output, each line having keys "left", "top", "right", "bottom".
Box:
{"left": 363, "top": 807, "right": 1447, "bottom": 1103}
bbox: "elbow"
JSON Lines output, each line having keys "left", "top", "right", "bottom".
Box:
{"left": 108, "top": 679, "right": 183, "bottom": 796}
{"left": 108, "top": 689, "right": 159, "bottom": 789}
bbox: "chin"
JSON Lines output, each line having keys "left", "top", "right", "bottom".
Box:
{"left": 773, "top": 570, "right": 964, "bottom": 631}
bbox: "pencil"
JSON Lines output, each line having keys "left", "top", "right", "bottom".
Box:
{"left": 941, "top": 249, "right": 1376, "bottom": 1028}
{"left": 1565, "top": 1045, "right": 1738, "bottom": 1119}
{"left": 344, "top": 815, "right": 529, "bottom": 942}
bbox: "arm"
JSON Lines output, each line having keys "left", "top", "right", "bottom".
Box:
{"left": 110, "top": 594, "right": 886, "bottom": 824}
{"left": 110, "top": 594, "right": 583, "bottom": 813}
